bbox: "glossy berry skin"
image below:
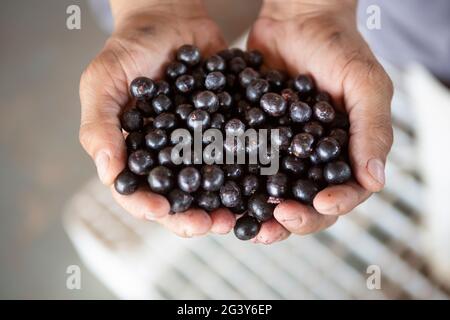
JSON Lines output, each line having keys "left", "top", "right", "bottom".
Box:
{"left": 166, "top": 61, "right": 188, "bottom": 79}
{"left": 168, "top": 189, "right": 194, "bottom": 213}
{"left": 316, "top": 137, "right": 341, "bottom": 162}
{"left": 155, "top": 80, "right": 170, "bottom": 96}
{"left": 248, "top": 194, "right": 275, "bottom": 222}
{"left": 246, "top": 79, "right": 269, "bottom": 102}
{"left": 201, "top": 165, "right": 225, "bottom": 191}
{"left": 210, "top": 113, "right": 226, "bottom": 129}
{"left": 234, "top": 215, "right": 260, "bottom": 240}
{"left": 245, "top": 107, "right": 266, "bottom": 127}
{"left": 193, "top": 91, "right": 219, "bottom": 113}
{"left": 313, "top": 101, "right": 336, "bottom": 123}
{"left": 239, "top": 67, "right": 260, "bottom": 88}
{"left": 224, "top": 164, "right": 244, "bottom": 180}
{"left": 265, "top": 69, "right": 285, "bottom": 90}
{"left": 158, "top": 146, "right": 175, "bottom": 167}
{"left": 176, "top": 44, "right": 201, "bottom": 66}
{"left": 329, "top": 128, "right": 348, "bottom": 147}
{"left": 244, "top": 50, "right": 263, "bottom": 68}
{"left": 152, "top": 94, "right": 172, "bottom": 114}
{"left": 175, "top": 104, "right": 194, "bottom": 121}
{"left": 196, "top": 191, "right": 221, "bottom": 212}
{"left": 242, "top": 174, "right": 259, "bottom": 196}
{"left": 125, "top": 132, "right": 144, "bottom": 151}
{"left": 136, "top": 99, "right": 153, "bottom": 117}
{"left": 145, "top": 128, "right": 168, "bottom": 150}
{"left": 205, "top": 54, "right": 226, "bottom": 72}
{"left": 153, "top": 112, "right": 177, "bottom": 130}
{"left": 229, "top": 200, "right": 247, "bottom": 215}
{"left": 148, "top": 166, "right": 174, "bottom": 194}
{"left": 290, "top": 101, "right": 312, "bottom": 123}
{"left": 272, "top": 126, "right": 293, "bottom": 151}
{"left": 308, "top": 166, "right": 326, "bottom": 187}
{"left": 130, "top": 77, "right": 156, "bottom": 100}
{"left": 228, "top": 56, "right": 247, "bottom": 74}
{"left": 114, "top": 169, "right": 140, "bottom": 195}
{"left": 217, "top": 91, "right": 232, "bottom": 112}
{"left": 175, "top": 74, "right": 195, "bottom": 93}
{"left": 266, "top": 173, "right": 288, "bottom": 197}
{"left": 281, "top": 88, "right": 299, "bottom": 104}
{"left": 205, "top": 71, "right": 226, "bottom": 92}
{"left": 128, "top": 149, "right": 155, "bottom": 175}
{"left": 314, "top": 91, "right": 331, "bottom": 103}
{"left": 281, "top": 155, "right": 307, "bottom": 176}
{"left": 120, "top": 109, "right": 143, "bottom": 132}
{"left": 260, "top": 93, "right": 287, "bottom": 117}
{"left": 292, "top": 179, "right": 319, "bottom": 205}
{"left": 294, "top": 74, "right": 315, "bottom": 96}
{"left": 177, "top": 166, "right": 201, "bottom": 193}
{"left": 187, "top": 109, "right": 211, "bottom": 131}
{"left": 224, "top": 118, "right": 245, "bottom": 136}
{"left": 290, "top": 133, "right": 315, "bottom": 158}
{"left": 303, "top": 121, "right": 325, "bottom": 138}
{"left": 220, "top": 181, "right": 242, "bottom": 208}
{"left": 324, "top": 161, "right": 352, "bottom": 184}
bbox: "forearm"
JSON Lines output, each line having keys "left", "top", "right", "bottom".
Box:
{"left": 260, "top": 0, "right": 356, "bottom": 19}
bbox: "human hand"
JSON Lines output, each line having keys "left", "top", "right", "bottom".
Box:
{"left": 247, "top": 0, "right": 393, "bottom": 243}
{"left": 79, "top": 0, "right": 236, "bottom": 237}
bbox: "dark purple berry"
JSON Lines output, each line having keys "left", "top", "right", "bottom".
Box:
{"left": 248, "top": 194, "right": 275, "bottom": 222}
{"left": 125, "top": 132, "right": 144, "bottom": 151}
{"left": 155, "top": 80, "right": 170, "bottom": 96}
{"left": 210, "top": 113, "right": 226, "bottom": 129}
{"left": 176, "top": 44, "right": 201, "bottom": 66}
{"left": 145, "top": 129, "right": 168, "bottom": 150}
{"left": 130, "top": 77, "right": 156, "bottom": 100}
{"left": 266, "top": 173, "right": 288, "bottom": 197}
{"left": 281, "top": 155, "right": 307, "bottom": 176}
{"left": 175, "top": 104, "right": 194, "bottom": 121}
{"left": 205, "top": 71, "right": 226, "bottom": 92}
{"left": 228, "top": 56, "right": 246, "bottom": 74}
{"left": 242, "top": 174, "right": 259, "bottom": 196}
{"left": 148, "top": 166, "right": 174, "bottom": 194}
{"left": 197, "top": 191, "right": 221, "bottom": 212}
{"left": 324, "top": 161, "right": 352, "bottom": 184}
{"left": 290, "top": 133, "right": 315, "bottom": 158}
{"left": 292, "top": 179, "right": 319, "bottom": 204}
{"left": 201, "top": 165, "right": 225, "bottom": 191}
{"left": 224, "top": 164, "right": 244, "bottom": 180}
{"left": 225, "top": 118, "right": 245, "bottom": 135}
{"left": 265, "top": 69, "right": 285, "bottom": 90}
{"left": 234, "top": 215, "right": 260, "bottom": 240}
{"left": 152, "top": 94, "right": 172, "bottom": 114}
{"left": 329, "top": 128, "right": 348, "bottom": 147}
{"left": 166, "top": 61, "right": 187, "bottom": 79}
{"left": 290, "top": 101, "right": 312, "bottom": 123}
{"left": 316, "top": 137, "right": 341, "bottom": 162}
{"left": 193, "top": 90, "right": 219, "bottom": 112}
{"left": 294, "top": 74, "right": 315, "bottom": 96}
{"left": 239, "top": 67, "right": 260, "bottom": 88}
{"left": 244, "top": 50, "right": 263, "bottom": 68}
{"left": 260, "top": 93, "right": 287, "bottom": 117}
{"left": 313, "top": 101, "right": 336, "bottom": 123}
{"left": 178, "top": 166, "right": 201, "bottom": 193}
{"left": 120, "top": 109, "right": 143, "bottom": 132}
{"left": 168, "top": 189, "right": 194, "bottom": 213}
{"left": 187, "top": 109, "right": 211, "bottom": 131}
{"left": 114, "top": 169, "right": 140, "bottom": 195}
{"left": 246, "top": 79, "right": 269, "bottom": 102}
{"left": 175, "top": 74, "right": 195, "bottom": 93}
{"left": 128, "top": 149, "right": 155, "bottom": 175}
{"left": 153, "top": 112, "right": 177, "bottom": 130}
{"left": 205, "top": 54, "right": 226, "bottom": 72}
{"left": 303, "top": 121, "right": 325, "bottom": 138}
{"left": 158, "top": 146, "right": 175, "bottom": 167}
{"left": 245, "top": 107, "right": 266, "bottom": 127}
{"left": 136, "top": 99, "right": 153, "bottom": 116}
{"left": 220, "top": 181, "right": 242, "bottom": 208}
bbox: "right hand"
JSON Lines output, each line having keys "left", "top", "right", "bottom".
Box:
{"left": 79, "top": 1, "right": 235, "bottom": 237}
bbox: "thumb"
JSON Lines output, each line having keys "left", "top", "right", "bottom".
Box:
{"left": 79, "top": 57, "right": 129, "bottom": 186}
{"left": 344, "top": 61, "right": 394, "bottom": 192}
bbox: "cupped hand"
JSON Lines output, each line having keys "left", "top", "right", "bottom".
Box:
{"left": 79, "top": 2, "right": 236, "bottom": 237}
{"left": 247, "top": 0, "right": 393, "bottom": 244}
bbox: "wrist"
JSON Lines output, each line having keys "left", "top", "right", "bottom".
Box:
{"left": 260, "top": 0, "right": 356, "bottom": 20}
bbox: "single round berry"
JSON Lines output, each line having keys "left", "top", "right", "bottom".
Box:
{"left": 193, "top": 90, "right": 219, "bottom": 112}
{"left": 260, "top": 93, "right": 287, "bottom": 117}
{"left": 153, "top": 112, "right": 177, "bottom": 130}
{"left": 187, "top": 109, "right": 211, "bottom": 131}
{"left": 128, "top": 149, "right": 155, "bottom": 175}
{"left": 120, "top": 109, "right": 143, "bottom": 132}
{"left": 196, "top": 191, "right": 221, "bottom": 212}
{"left": 158, "top": 146, "right": 175, "bottom": 167}
{"left": 244, "top": 50, "right": 263, "bottom": 68}
{"left": 175, "top": 104, "right": 194, "bottom": 121}
{"left": 303, "top": 121, "right": 325, "bottom": 138}
{"left": 224, "top": 164, "right": 244, "bottom": 180}
{"left": 130, "top": 77, "right": 156, "bottom": 100}
{"left": 248, "top": 194, "right": 275, "bottom": 222}
{"left": 265, "top": 69, "right": 285, "bottom": 90}
{"left": 313, "top": 101, "right": 336, "bottom": 123}
{"left": 242, "top": 174, "right": 259, "bottom": 196}
{"left": 168, "top": 189, "right": 194, "bottom": 213}
{"left": 152, "top": 94, "right": 172, "bottom": 114}
{"left": 272, "top": 126, "right": 293, "bottom": 151}
{"left": 292, "top": 179, "right": 319, "bottom": 205}
{"left": 178, "top": 166, "right": 201, "bottom": 193}
{"left": 155, "top": 80, "right": 170, "bottom": 96}
{"left": 229, "top": 200, "right": 247, "bottom": 215}
{"left": 136, "top": 99, "right": 153, "bottom": 117}
{"left": 225, "top": 118, "right": 245, "bottom": 135}
{"left": 217, "top": 91, "right": 232, "bottom": 112}
{"left": 210, "top": 113, "right": 226, "bottom": 129}
{"left": 316, "top": 137, "right": 341, "bottom": 162}
{"left": 314, "top": 91, "right": 331, "bottom": 103}
{"left": 201, "top": 165, "right": 225, "bottom": 191}
{"left": 324, "top": 161, "right": 352, "bottom": 184}
{"left": 239, "top": 67, "right": 260, "bottom": 88}
{"left": 114, "top": 169, "right": 140, "bottom": 195}
{"left": 125, "top": 132, "right": 144, "bottom": 151}
{"left": 281, "top": 155, "right": 307, "bottom": 176}
{"left": 294, "top": 74, "right": 315, "bottom": 96}
{"left": 175, "top": 74, "right": 195, "bottom": 93}
{"left": 145, "top": 129, "right": 168, "bottom": 150}
{"left": 266, "top": 173, "right": 288, "bottom": 197}
{"left": 281, "top": 88, "right": 299, "bottom": 104}
{"left": 148, "top": 166, "right": 174, "bottom": 194}
{"left": 329, "top": 128, "right": 349, "bottom": 147}
{"left": 205, "top": 71, "right": 226, "bottom": 92}
{"left": 290, "top": 133, "right": 315, "bottom": 158}
{"left": 205, "top": 54, "right": 226, "bottom": 72}
{"left": 245, "top": 107, "right": 266, "bottom": 127}
{"left": 246, "top": 79, "right": 269, "bottom": 102}
{"left": 176, "top": 44, "right": 201, "bottom": 66}
{"left": 220, "top": 181, "right": 242, "bottom": 208}
{"left": 290, "top": 101, "right": 312, "bottom": 123}
{"left": 308, "top": 166, "right": 325, "bottom": 186}
{"left": 166, "top": 61, "right": 187, "bottom": 79}
{"left": 228, "top": 56, "right": 247, "bottom": 74}
{"left": 234, "top": 215, "right": 260, "bottom": 241}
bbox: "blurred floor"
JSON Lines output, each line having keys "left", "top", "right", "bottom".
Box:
{"left": 0, "top": 0, "right": 260, "bottom": 299}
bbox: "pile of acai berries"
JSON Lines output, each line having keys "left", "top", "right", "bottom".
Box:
{"left": 114, "top": 44, "right": 352, "bottom": 240}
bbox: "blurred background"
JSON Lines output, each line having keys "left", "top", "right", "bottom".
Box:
{"left": 0, "top": 0, "right": 449, "bottom": 299}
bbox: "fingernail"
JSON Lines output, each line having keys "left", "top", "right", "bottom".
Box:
{"left": 95, "top": 151, "right": 109, "bottom": 184}
{"left": 367, "top": 158, "right": 385, "bottom": 186}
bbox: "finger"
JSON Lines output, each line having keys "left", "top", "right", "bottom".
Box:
{"left": 251, "top": 219, "right": 290, "bottom": 245}
{"left": 158, "top": 208, "right": 212, "bottom": 238}
{"left": 209, "top": 208, "right": 236, "bottom": 234}
{"left": 274, "top": 200, "right": 338, "bottom": 235}
{"left": 344, "top": 58, "right": 394, "bottom": 193}
{"left": 313, "top": 180, "right": 371, "bottom": 216}
{"left": 111, "top": 186, "right": 170, "bottom": 220}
